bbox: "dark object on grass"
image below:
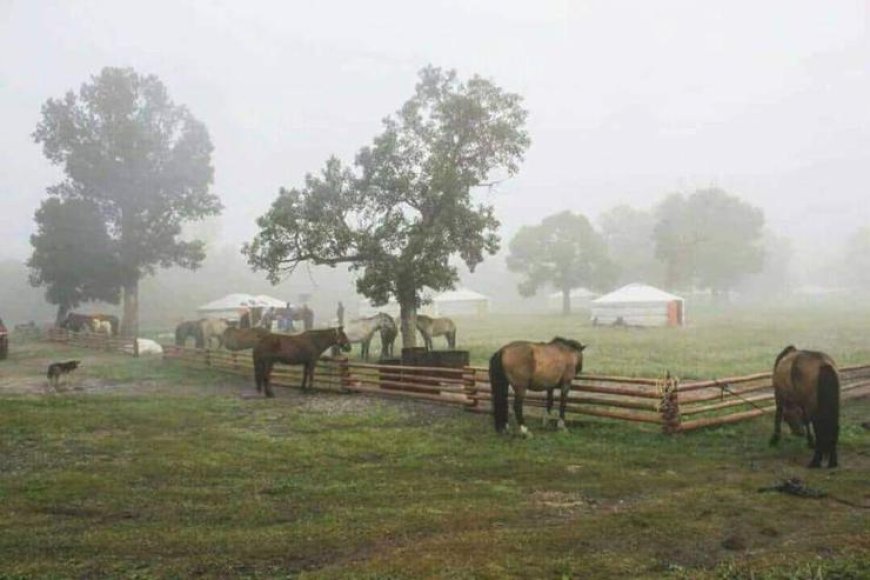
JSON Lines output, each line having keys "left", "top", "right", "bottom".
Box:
{"left": 47, "top": 360, "right": 81, "bottom": 388}
{"left": 757, "top": 478, "right": 827, "bottom": 499}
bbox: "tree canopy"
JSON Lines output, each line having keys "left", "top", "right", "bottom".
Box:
{"left": 32, "top": 67, "right": 221, "bottom": 335}
{"left": 27, "top": 198, "right": 121, "bottom": 323}
{"left": 245, "top": 66, "right": 530, "bottom": 345}
{"left": 506, "top": 210, "right": 616, "bottom": 315}
{"left": 653, "top": 188, "right": 764, "bottom": 292}
{"left": 599, "top": 204, "right": 661, "bottom": 286}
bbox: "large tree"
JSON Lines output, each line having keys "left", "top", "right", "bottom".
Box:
{"left": 653, "top": 188, "right": 764, "bottom": 293}
{"left": 32, "top": 67, "right": 221, "bottom": 336}
{"left": 506, "top": 211, "right": 616, "bottom": 315}
{"left": 245, "top": 66, "right": 530, "bottom": 346}
{"left": 28, "top": 198, "right": 121, "bottom": 324}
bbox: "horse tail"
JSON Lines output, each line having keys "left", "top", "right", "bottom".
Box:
{"left": 815, "top": 364, "right": 840, "bottom": 455}
{"left": 489, "top": 349, "right": 510, "bottom": 433}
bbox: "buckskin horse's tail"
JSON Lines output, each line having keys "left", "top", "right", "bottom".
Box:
{"left": 816, "top": 364, "right": 840, "bottom": 460}
{"left": 489, "top": 349, "right": 509, "bottom": 433}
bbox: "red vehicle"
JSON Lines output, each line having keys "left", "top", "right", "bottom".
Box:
{"left": 0, "top": 317, "right": 8, "bottom": 360}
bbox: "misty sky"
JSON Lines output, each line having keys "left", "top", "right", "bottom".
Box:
{"left": 2, "top": 0, "right": 868, "bottom": 270}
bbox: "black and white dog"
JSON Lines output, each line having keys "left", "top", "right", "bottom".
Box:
{"left": 47, "top": 360, "right": 81, "bottom": 388}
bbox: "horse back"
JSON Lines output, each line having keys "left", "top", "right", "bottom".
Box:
{"left": 774, "top": 349, "right": 838, "bottom": 417}
{"left": 500, "top": 341, "right": 576, "bottom": 390}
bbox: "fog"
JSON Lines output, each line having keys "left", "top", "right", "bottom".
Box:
{"left": 1, "top": 1, "right": 868, "bottom": 326}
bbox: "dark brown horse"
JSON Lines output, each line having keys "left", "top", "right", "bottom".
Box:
{"left": 253, "top": 327, "right": 351, "bottom": 397}
{"left": 416, "top": 315, "right": 456, "bottom": 350}
{"left": 770, "top": 345, "right": 840, "bottom": 468}
{"left": 223, "top": 326, "right": 270, "bottom": 351}
{"left": 489, "top": 337, "right": 586, "bottom": 436}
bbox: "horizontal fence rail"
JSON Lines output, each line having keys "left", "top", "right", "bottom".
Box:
{"left": 45, "top": 327, "right": 138, "bottom": 356}
{"left": 45, "top": 333, "right": 870, "bottom": 434}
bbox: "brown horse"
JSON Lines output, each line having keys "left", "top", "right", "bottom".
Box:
{"left": 223, "top": 326, "right": 269, "bottom": 351}
{"left": 489, "top": 338, "right": 586, "bottom": 436}
{"left": 416, "top": 315, "right": 456, "bottom": 350}
{"left": 253, "top": 327, "right": 351, "bottom": 397}
{"left": 770, "top": 345, "right": 841, "bottom": 468}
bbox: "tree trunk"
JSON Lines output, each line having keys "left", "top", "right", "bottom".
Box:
{"left": 55, "top": 304, "right": 70, "bottom": 326}
{"left": 562, "top": 287, "right": 571, "bottom": 316}
{"left": 399, "top": 297, "right": 417, "bottom": 350}
{"left": 120, "top": 277, "right": 139, "bottom": 338}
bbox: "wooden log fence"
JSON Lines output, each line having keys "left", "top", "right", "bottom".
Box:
{"left": 47, "top": 333, "right": 870, "bottom": 433}
{"left": 160, "top": 344, "right": 870, "bottom": 432}
{"left": 45, "top": 327, "right": 138, "bottom": 356}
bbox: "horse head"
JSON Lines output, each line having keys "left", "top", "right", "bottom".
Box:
{"left": 335, "top": 326, "right": 352, "bottom": 352}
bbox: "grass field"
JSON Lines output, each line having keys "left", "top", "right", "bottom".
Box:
{"left": 2, "top": 306, "right": 869, "bottom": 578}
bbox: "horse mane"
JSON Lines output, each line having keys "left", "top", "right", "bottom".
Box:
{"left": 550, "top": 337, "right": 585, "bottom": 352}
{"left": 774, "top": 345, "right": 798, "bottom": 369}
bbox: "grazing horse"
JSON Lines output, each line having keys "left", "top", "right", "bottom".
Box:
{"left": 770, "top": 345, "right": 841, "bottom": 468}
{"left": 200, "top": 319, "right": 229, "bottom": 349}
{"left": 223, "top": 326, "right": 270, "bottom": 351}
{"left": 377, "top": 313, "right": 398, "bottom": 358}
{"left": 344, "top": 313, "right": 397, "bottom": 360}
{"left": 253, "top": 327, "right": 351, "bottom": 397}
{"left": 416, "top": 315, "right": 456, "bottom": 350}
{"left": 489, "top": 337, "right": 586, "bottom": 437}
{"left": 175, "top": 320, "right": 205, "bottom": 348}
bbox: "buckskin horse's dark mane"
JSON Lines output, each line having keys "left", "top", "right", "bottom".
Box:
{"left": 774, "top": 345, "right": 797, "bottom": 370}
{"left": 550, "top": 337, "right": 585, "bottom": 352}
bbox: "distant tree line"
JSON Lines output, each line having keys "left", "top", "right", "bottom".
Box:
{"left": 506, "top": 188, "right": 769, "bottom": 314}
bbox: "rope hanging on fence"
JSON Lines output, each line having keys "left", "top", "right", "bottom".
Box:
{"left": 714, "top": 379, "right": 771, "bottom": 414}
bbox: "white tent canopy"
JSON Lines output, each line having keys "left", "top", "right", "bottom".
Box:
{"left": 591, "top": 283, "right": 685, "bottom": 327}
{"left": 197, "top": 293, "right": 288, "bottom": 318}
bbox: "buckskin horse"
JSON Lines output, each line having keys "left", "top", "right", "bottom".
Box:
{"left": 489, "top": 337, "right": 586, "bottom": 437}
{"left": 770, "top": 345, "right": 841, "bottom": 468}
{"left": 253, "top": 327, "right": 351, "bottom": 397}
{"left": 416, "top": 315, "right": 456, "bottom": 350}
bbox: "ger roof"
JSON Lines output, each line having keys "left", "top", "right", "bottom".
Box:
{"left": 592, "top": 283, "right": 683, "bottom": 304}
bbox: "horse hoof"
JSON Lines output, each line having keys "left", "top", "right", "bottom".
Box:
{"left": 768, "top": 436, "right": 780, "bottom": 447}
{"left": 519, "top": 425, "right": 532, "bottom": 439}
{"left": 557, "top": 419, "right": 567, "bottom": 431}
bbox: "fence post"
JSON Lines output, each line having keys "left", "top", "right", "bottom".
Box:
{"left": 463, "top": 366, "right": 478, "bottom": 409}
{"left": 339, "top": 357, "right": 351, "bottom": 392}
{"left": 660, "top": 372, "right": 681, "bottom": 434}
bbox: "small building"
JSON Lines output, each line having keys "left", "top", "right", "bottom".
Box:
{"left": 433, "top": 287, "right": 490, "bottom": 317}
{"left": 590, "top": 283, "right": 685, "bottom": 327}
{"left": 547, "top": 288, "right": 599, "bottom": 312}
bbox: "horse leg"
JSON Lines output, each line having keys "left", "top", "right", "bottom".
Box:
{"left": 362, "top": 338, "right": 369, "bottom": 361}
{"left": 557, "top": 383, "right": 570, "bottom": 431}
{"left": 264, "top": 361, "right": 275, "bottom": 398}
{"left": 514, "top": 389, "right": 531, "bottom": 438}
{"left": 542, "top": 388, "right": 554, "bottom": 428}
{"left": 769, "top": 394, "right": 783, "bottom": 446}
